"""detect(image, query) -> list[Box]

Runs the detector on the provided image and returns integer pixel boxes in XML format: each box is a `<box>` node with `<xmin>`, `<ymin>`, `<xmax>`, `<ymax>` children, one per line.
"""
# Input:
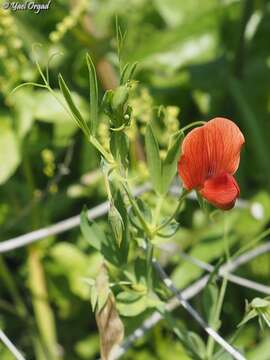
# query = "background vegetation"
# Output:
<box><xmin>0</xmin><ymin>0</ymin><xmax>270</xmax><ymax>359</ymax></box>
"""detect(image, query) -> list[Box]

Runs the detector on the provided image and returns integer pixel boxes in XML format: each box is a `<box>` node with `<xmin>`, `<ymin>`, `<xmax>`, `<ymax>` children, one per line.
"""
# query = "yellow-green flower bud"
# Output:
<box><xmin>111</xmin><ymin>85</ymin><xmax>129</xmax><ymax>113</ymax></box>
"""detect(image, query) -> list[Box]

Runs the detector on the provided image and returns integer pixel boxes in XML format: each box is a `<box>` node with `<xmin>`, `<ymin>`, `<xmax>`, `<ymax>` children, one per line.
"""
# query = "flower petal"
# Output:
<box><xmin>178</xmin><ymin>126</ymin><xmax>209</xmax><ymax>189</ymax></box>
<box><xmin>204</xmin><ymin>117</ymin><xmax>245</xmax><ymax>176</ymax></box>
<box><xmin>200</xmin><ymin>172</ymin><xmax>240</xmax><ymax>210</ymax></box>
<box><xmin>178</xmin><ymin>117</ymin><xmax>244</xmax><ymax>190</ymax></box>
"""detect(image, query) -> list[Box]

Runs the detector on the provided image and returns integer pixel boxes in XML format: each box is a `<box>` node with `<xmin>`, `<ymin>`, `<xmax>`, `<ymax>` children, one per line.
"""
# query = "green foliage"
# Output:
<box><xmin>238</xmin><ymin>297</ymin><xmax>270</xmax><ymax>329</ymax></box>
<box><xmin>1</xmin><ymin>1</ymin><xmax>270</xmax><ymax>359</ymax></box>
<box><xmin>58</xmin><ymin>74</ymin><xmax>90</xmax><ymax>137</ymax></box>
<box><xmin>145</xmin><ymin>123</ymin><xmax>163</xmax><ymax>194</ymax></box>
<box><xmin>161</xmin><ymin>131</ymin><xmax>183</xmax><ymax>194</ymax></box>
<box><xmin>0</xmin><ymin>118</ymin><xmax>20</xmax><ymax>184</ymax></box>
<box><xmin>86</xmin><ymin>54</ymin><xmax>99</xmax><ymax>135</ymax></box>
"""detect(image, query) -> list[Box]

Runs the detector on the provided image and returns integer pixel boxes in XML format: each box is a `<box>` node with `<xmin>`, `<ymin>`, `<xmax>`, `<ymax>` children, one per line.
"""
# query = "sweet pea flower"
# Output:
<box><xmin>178</xmin><ymin>117</ymin><xmax>245</xmax><ymax>210</ymax></box>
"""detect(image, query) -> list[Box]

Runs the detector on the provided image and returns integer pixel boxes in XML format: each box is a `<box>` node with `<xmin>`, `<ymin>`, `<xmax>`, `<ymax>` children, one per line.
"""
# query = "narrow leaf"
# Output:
<box><xmin>161</xmin><ymin>131</ymin><xmax>183</xmax><ymax>194</ymax></box>
<box><xmin>120</xmin><ymin>62</ymin><xmax>138</xmax><ymax>85</ymax></box>
<box><xmin>86</xmin><ymin>54</ymin><xmax>99</xmax><ymax>134</ymax></box>
<box><xmin>58</xmin><ymin>74</ymin><xmax>89</xmax><ymax>136</ymax></box>
<box><xmin>145</xmin><ymin>124</ymin><xmax>162</xmax><ymax>194</ymax></box>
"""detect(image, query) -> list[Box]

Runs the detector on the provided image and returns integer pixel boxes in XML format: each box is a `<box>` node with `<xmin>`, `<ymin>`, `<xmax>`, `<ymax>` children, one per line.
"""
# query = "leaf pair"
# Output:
<box><xmin>145</xmin><ymin>124</ymin><xmax>183</xmax><ymax>195</ymax></box>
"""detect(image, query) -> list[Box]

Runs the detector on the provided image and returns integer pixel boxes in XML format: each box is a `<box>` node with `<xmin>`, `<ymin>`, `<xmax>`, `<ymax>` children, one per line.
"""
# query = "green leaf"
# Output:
<box><xmin>238</xmin><ymin>309</ymin><xmax>258</xmax><ymax>328</ymax></box>
<box><xmin>86</xmin><ymin>54</ymin><xmax>99</xmax><ymax>135</ymax></box>
<box><xmin>58</xmin><ymin>74</ymin><xmax>90</xmax><ymax>136</ymax></box>
<box><xmin>129</xmin><ymin>198</ymin><xmax>152</xmax><ymax>231</ymax></box>
<box><xmin>145</xmin><ymin>123</ymin><xmax>162</xmax><ymax>194</ymax></box>
<box><xmin>155</xmin><ymin>222</ymin><xmax>180</xmax><ymax>239</ymax></box>
<box><xmin>158</xmin><ymin>306</ymin><xmax>202</xmax><ymax>360</ymax></box>
<box><xmin>114</xmin><ymin>190</ymin><xmax>130</xmax><ymax>262</ymax></box>
<box><xmin>116</xmin><ymin>292</ymin><xmax>148</xmax><ymax>317</ymax></box>
<box><xmin>161</xmin><ymin>131</ymin><xmax>183</xmax><ymax>194</ymax></box>
<box><xmin>34</xmin><ymin>90</ymin><xmax>87</xmax><ymax>125</ymax></box>
<box><xmin>12</xmin><ymin>88</ymin><xmax>35</xmax><ymax>138</ymax></box>
<box><xmin>120</xmin><ymin>62</ymin><xmax>138</xmax><ymax>85</ymax></box>
<box><xmin>187</xmin><ymin>332</ymin><xmax>206</xmax><ymax>358</ymax></box>
<box><xmin>0</xmin><ymin>118</ymin><xmax>20</xmax><ymax>184</ymax></box>
<box><xmin>80</xmin><ymin>207</ymin><xmax>128</xmax><ymax>266</ymax></box>
<box><xmin>49</xmin><ymin>242</ymin><xmax>102</xmax><ymax>300</ymax></box>
<box><xmin>203</xmin><ymin>280</ymin><xmax>219</xmax><ymax>324</ymax></box>
<box><xmin>80</xmin><ymin>209</ymin><xmax>105</xmax><ymax>251</ymax></box>
<box><xmin>251</xmin><ymin>298</ymin><xmax>270</xmax><ymax>309</ymax></box>
<box><xmin>110</xmin><ymin>132</ymin><xmax>129</xmax><ymax>167</ymax></box>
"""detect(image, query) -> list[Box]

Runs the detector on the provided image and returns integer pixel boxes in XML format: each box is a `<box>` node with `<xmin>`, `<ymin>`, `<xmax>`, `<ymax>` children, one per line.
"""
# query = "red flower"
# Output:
<box><xmin>178</xmin><ymin>117</ymin><xmax>245</xmax><ymax>210</ymax></box>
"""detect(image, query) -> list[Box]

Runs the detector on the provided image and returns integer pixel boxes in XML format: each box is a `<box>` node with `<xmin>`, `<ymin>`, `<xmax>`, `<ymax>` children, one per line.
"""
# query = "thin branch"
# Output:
<box><xmin>0</xmin><ymin>329</ymin><xmax>26</xmax><ymax>360</ymax></box>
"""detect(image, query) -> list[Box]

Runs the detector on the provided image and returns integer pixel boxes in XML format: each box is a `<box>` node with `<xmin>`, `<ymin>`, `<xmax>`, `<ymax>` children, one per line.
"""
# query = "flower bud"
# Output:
<box><xmin>111</xmin><ymin>85</ymin><xmax>129</xmax><ymax>113</ymax></box>
<box><xmin>108</xmin><ymin>204</ymin><xmax>124</xmax><ymax>247</ymax></box>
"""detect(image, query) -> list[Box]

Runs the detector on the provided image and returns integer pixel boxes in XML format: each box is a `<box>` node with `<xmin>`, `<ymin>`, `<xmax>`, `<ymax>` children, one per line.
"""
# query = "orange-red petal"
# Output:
<box><xmin>200</xmin><ymin>172</ymin><xmax>240</xmax><ymax>210</ymax></box>
<box><xmin>178</xmin><ymin>126</ymin><xmax>209</xmax><ymax>190</ymax></box>
<box><xmin>178</xmin><ymin>117</ymin><xmax>244</xmax><ymax>190</ymax></box>
<box><xmin>204</xmin><ymin>117</ymin><xmax>245</xmax><ymax>177</ymax></box>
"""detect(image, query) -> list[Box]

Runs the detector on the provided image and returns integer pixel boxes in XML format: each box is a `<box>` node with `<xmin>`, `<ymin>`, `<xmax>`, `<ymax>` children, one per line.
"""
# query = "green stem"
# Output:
<box><xmin>153</xmin><ymin>196</ymin><xmax>164</xmax><ymax>226</ymax></box>
<box><xmin>122</xmin><ymin>182</ymin><xmax>152</xmax><ymax>237</ymax></box>
<box><xmin>181</xmin><ymin>121</ymin><xmax>206</xmax><ymax>133</ymax></box>
<box><xmin>154</xmin><ymin>189</ymin><xmax>189</xmax><ymax>234</ymax></box>
<box><xmin>146</xmin><ymin>241</ymin><xmax>154</xmax><ymax>292</ymax></box>
<box><xmin>104</xmin><ymin>169</ymin><xmax>113</xmax><ymax>202</ymax></box>
<box><xmin>89</xmin><ymin>136</ymin><xmax>114</xmax><ymax>164</ymax></box>
<box><xmin>206</xmin><ymin>276</ymin><xmax>228</xmax><ymax>358</ymax></box>
<box><xmin>206</xmin><ymin>213</ymin><xmax>229</xmax><ymax>358</ymax></box>
<box><xmin>223</xmin><ymin>213</ymin><xmax>230</xmax><ymax>263</ymax></box>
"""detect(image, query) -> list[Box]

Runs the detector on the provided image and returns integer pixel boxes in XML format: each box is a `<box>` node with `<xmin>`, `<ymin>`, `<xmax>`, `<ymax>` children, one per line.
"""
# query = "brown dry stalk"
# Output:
<box><xmin>96</xmin><ymin>294</ymin><xmax>124</xmax><ymax>360</ymax></box>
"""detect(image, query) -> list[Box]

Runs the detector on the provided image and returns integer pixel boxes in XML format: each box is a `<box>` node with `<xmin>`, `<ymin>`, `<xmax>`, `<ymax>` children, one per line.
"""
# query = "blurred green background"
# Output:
<box><xmin>0</xmin><ymin>0</ymin><xmax>270</xmax><ymax>359</ymax></box>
